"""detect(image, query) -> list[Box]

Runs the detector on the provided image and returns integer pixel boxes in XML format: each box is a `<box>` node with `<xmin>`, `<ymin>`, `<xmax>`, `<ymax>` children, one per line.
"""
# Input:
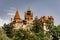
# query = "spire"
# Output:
<box><xmin>14</xmin><ymin>10</ymin><xmax>20</xmax><ymax>20</ymax></box>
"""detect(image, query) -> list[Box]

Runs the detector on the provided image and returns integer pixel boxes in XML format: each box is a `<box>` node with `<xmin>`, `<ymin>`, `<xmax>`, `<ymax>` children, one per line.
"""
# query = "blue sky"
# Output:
<box><xmin>0</xmin><ymin>0</ymin><xmax>60</xmax><ymax>26</ymax></box>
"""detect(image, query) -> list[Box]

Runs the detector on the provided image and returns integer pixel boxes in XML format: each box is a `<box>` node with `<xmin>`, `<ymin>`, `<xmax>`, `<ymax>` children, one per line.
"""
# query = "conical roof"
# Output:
<box><xmin>14</xmin><ymin>10</ymin><xmax>20</xmax><ymax>19</ymax></box>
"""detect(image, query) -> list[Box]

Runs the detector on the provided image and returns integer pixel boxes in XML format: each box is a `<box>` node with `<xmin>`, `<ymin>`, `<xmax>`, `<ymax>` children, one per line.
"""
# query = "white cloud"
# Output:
<box><xmin>4</xmin><ymin>9</ymin><xmax>15</xmax><ymax>13</ymax></box>
<box><xmin>0</xmin><ymin>7</ymin><xmax>16</xmax><ymax>27</ymax></box>
<box><xmin>7</xmin><ymin>12</ymin><xmax>15</xmax><ymax>16</ymax></box>
<box><xmin>0</xmin><ymin>18</ymin><xmax>9</xmax><ymax>27</ymax></box>
<box><xmin>7</xmin><ymin>10</ymin><xmax>16</xmax><ymax>16</ymax></box>
<box><xmin>4</xmin><ymin>7</ymin><xmax>16</xmax><ymax>16</ymax></box>
<box><xmin>10</xmin><ymin>7</ymin><xmax>16</xmax><ymax>10</ymax></box>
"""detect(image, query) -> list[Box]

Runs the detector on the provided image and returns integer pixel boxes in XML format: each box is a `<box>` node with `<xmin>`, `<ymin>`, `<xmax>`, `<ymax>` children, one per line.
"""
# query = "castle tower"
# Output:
<box><xmin>24</xmin><ymin>8</ymin><xmax>33</xmax><ymax>21</ymax></box>
<box><xmin>48</xmin><ymin>16</ymin><xmax>54</xmax><ymax>27</ymax></box>
<box><xmin>24</xmin><ymin>8</ymin><xmax>33</xmax><ymax>24</ymax></box>
<box><xmin>14</xmin><ymin>10</ymin><xmax>22</xmax><ymax>23</ymax></box>
<box><xmin>14</xmin><ymin>10</ymin><xmax>20</xmax><ymax>20</ymax></box>
<box><xmin>39</xmin><ymin>16</ymin><xmax>49</xmax><ymax>32</ymax></box>
<box><xmin>41</xmin><ymin>16</ymin><xmax>48</xmax><ymax>23</ymax></box>
<box><xmin>12</xmin><ymin>10</ymin><xmax>23</xmax><ymax>29</ymax></box>
<box><xmin>48</xmin><ymin>16</ymin><xmax>54</xmax><ymax>22</ymax></box>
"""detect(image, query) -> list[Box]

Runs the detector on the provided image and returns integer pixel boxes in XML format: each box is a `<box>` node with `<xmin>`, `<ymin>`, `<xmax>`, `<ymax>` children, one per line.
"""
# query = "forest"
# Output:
<box><xmin>0</xmin><ymin>20</ymin><xmax>60</xmax><ymax>40</ymax></box>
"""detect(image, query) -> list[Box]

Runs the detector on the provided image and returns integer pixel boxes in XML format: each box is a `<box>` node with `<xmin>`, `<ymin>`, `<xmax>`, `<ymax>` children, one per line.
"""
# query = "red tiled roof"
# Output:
<box><xmin>14</xmin><ymin>10</ymin><xmax>20</xmax><ymax>19</ymax></box>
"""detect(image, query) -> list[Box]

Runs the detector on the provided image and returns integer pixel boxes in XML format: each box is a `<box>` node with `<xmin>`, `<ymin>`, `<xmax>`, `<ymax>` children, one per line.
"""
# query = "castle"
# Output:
<box><xmin>10</xmin><ymin>8</ymin><xmax>54</xmax><ymax>31</ymax></box>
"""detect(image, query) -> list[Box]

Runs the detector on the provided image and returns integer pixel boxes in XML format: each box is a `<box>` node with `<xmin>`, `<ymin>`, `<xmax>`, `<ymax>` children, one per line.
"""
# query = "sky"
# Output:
<box><xmin>0</xmin><ymin>0</ymin><xmax>60</xmax><ymax>26</ymax></box>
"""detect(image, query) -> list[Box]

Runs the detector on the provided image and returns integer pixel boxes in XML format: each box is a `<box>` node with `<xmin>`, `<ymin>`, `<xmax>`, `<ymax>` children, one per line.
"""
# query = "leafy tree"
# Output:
<box><xmin>52</xmin><ymin>25</ymin><xmax>60</xmax><ymax>40</ymax></box>
<box><xmin>31</xmin><ymin>16</ymin><xmax>42</xmax><ymax>33</ymax></box>
<box><xmin>0</xmin><ymin>28</ymin><xmax>12</xmax><ymax>40</ymax></box>
<box><xmin>1</xmin><ymin>19</ymin><xmax>60</xmax><ymax>40</ymax></box>
<box><xmin>57</xmin><ymin>25</ymin><xmax>60</xmax><ymax>37</ymax></box>
<box><xmin>13</xmin><ymin>29</ymin><xmax>34</xmax><ymax>40</ymax></box>
<box><xmin>46</xmin><ymin>20</ymin><xmax>54</xmax><ymax>31</ymax></box>
<box><xmin>32</xmin><ymin>23</ymin><xmax>40</xmax><ymax>33</ymax></box>
<box><xmin>2</xmin><ymin>23</ymin><xmax>14</xmax><ymax>38</ymax></box>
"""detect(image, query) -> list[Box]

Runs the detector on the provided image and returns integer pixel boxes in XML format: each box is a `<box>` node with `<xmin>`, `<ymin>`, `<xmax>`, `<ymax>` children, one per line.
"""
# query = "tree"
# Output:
<box><xmin>31</xmin><ymin>16</ymin><xmax>43</xmax><ymax>33</ymax></box>
<box><xmin>0</xmin><ymin>28</ymin><xmax>12</xmax><ymax>40</ymax></box>
<box><xmin>2</xmin><ymin>23</ymin><xmax>14</xmax><ymax>38</ymax></box>
<box><xmin>46</xmin><ymin>20</ymin><xmax>54</xmax><ymax>31</ymax></box>
<box><xmin>13</xmin><ymin>29</ymin><xmax>36</xmax><ymax>40</ymax></box>
<box><xmin>32</xmin><ymin>23</ymin><xmax>40</xmax><ymax>33</ymax></box>
<box><xmin>50</xmin><ymin>25</ymin><xmax>60</xmax><ymax>40</ymax></box>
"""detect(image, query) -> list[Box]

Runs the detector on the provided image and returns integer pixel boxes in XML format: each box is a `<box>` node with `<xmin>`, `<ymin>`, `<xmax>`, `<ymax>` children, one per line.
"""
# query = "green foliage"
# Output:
<box><xmin>46</xmin><ymin>20</ymin><xmax>54</xmax><ymax>30</ymax></box>
<box><xmin>13</xmin><ymin>29</ymin><xmax>35</xmax><ymax>40</ymax></box>
<box><xmin>51</xmin><ymin>25</ymin><xmax>60</xmax><ymax>37</ymax></box>
<box><xmin>0</xmin><ymin>28</ymin><xmax>12</xmax><ymax>40</ymax></box>
<box><xmin>57</xmin><ymin>25</ymin><xmax>60</xmax><ymax>37</ymax></box>
<box><xmin>13</xmin><ymin>29</ymin><xmax>49</xmax><ymax>40</ymax></box>
<box><xmin>31</xmin><ymin>20</ymin><xmax>43</xmax><ymax>33</ymax></box>
<box><xmin>2</xmin><ymin>23</ymin><xmax>14</xmax><ymax>38</ymax></box>
<box><xmin>0</xmin><ymin>21</ymin><xmax>60</xmax><ymax>40</ymax></box>
<box><xmin>31</xmin><ymin>24</ymin><xmax>40</xmax><ymax>33</ymax></box>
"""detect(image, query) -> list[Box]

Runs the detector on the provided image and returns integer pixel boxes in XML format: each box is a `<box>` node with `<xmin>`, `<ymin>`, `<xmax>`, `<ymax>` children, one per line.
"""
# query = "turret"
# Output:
<box><xmin>14</xmin><ymin>10</ymin><xmax>20</xmax><ymax>20</ymax></box>
<box><xmin>14</xmin><ymin>10</ymin><xmax>22</xmax><ymax>23</ymax></box>
<box><xmin>41</xmin><ymin>16</ymin><xmax>48</xmax><ymax>23</ymax></box>
<box><xmin>24</xmin><ymin>8</ymin><xmax>33</xmax><ymax>21</ymax></box>
<box><xmin>48</xmin><ymin>16</ymin><xmax>54</xmax><ymax>23</ymax></box>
